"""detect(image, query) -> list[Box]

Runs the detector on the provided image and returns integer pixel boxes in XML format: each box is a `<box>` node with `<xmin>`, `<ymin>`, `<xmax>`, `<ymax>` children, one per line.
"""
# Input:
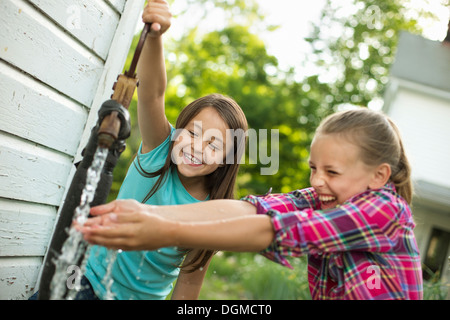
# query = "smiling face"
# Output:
<box><xmin>309</xmin><ymin>133</ymin><xmax>381</xmax><ymax>210</ymax></box>
<box><xmin>172</xmin><ymin>106</ymin><xmax>231</xmax><ymax>180</ymax></box>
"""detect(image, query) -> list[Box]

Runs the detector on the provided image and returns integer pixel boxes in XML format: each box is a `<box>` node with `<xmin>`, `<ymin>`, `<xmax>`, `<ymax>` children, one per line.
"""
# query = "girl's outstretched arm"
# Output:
<box><xmin>80</xmin><ymin>200</ymin><xmax>274</xmax><ymax>252</ymax></box>
<box><xmin>89</xmin><ymin>198</ymin><xmax>258</xmax><ymax>221</ymax></box>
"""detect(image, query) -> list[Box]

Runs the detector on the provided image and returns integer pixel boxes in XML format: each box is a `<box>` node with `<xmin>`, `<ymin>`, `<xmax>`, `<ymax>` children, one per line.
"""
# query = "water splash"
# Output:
<box><xmin>102</xmin><ymin>249</ymin><xmax>120</xmax><ymax>300</ymax></box>
<box><xmin>50</xmin><ymin>147</ymin><xmax>108</xmax><ymax>300</ymax></box>
<box><xmin>66</xmin><ymin>245</ymin><xmax>92</xmax><ymax>300</ymax></box>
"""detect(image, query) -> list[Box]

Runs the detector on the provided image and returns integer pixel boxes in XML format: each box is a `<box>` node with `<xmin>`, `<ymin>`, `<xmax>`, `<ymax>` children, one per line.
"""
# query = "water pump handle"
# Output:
<box><xmin>109</xmin><ymin>24</ymin><xmax>151</xmax><ymax>110</ymax></box>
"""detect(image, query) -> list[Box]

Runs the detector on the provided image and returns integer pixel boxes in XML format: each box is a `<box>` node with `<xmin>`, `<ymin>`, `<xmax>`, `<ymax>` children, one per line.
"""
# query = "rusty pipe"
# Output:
<box><xmin>96</xmin><ymin>100</ymin><xmax>131</xmax><ymax>150</ymax></box>
<box><xmin>98</xmin><ymin>111</ymin><xmax>121</xmax><ymax>149</ymax></box>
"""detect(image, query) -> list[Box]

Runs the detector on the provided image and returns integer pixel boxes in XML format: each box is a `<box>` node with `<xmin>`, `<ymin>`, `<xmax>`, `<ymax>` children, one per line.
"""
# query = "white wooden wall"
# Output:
<box><xmin>386</xmin><ymin>79</ymin><xmax>450</xmax><ymax>189</ymax></box>
<box><xmin>0</xmin><ymin>0</ymin><xmax>145</xmax><ymax>299</ymax></box>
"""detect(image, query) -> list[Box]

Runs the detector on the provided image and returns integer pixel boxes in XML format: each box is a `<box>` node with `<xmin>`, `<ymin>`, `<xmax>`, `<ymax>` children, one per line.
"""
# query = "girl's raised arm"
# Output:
<box><xmin>136</xmin><ymin>0</ymin><xmax>172</xmax><ymax>153</ymax></box>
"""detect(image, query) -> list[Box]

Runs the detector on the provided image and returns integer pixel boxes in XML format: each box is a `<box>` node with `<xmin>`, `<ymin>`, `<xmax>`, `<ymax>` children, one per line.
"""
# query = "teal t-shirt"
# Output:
<box><xmin>84</xmin><ymin>127</ymin><xmax>206</xmax><ymax>300</ymax></box>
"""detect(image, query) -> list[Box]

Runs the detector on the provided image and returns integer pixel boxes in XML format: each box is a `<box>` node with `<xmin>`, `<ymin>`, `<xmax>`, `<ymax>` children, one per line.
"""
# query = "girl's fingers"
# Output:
<box><xmin>82</xmin><ymin>224</ymin><xmax>127</xmax><ymax>239</ymax></box>
<box><xmin>110</xmin><ymin>212</ymin><xmax>143</xmax><ymax>224</ymax></box>
<box><xmin>148</xmin><ymin>0</ymin><xmax>169</xmax><ymax>5</ymax></box>
<box><xmin>142</xmin><ymin>13</ymin><xmax>171</xmax><ymax>27</ymax></box>
<box><xmin>80</xmin><ymin>215</ymin><xmax>104</xmax><ymax>227</ymax></box>
<box><xmin>81</xmin><ymin>212</ymin><xmax>168</xmax><ymax>251</ymax></box>
<box><xmin>90</xmin><ymin>201</ymin><xmax>116</xmax><ymax>216</ymax></box>
<box><xmin>142</xmin><ymin>1</ymin><xmax>171</xmax><ymax>28</ymax></box>
<box><xmin>82</xmin><ymin>225</ymin><xmax>145</xmax><ymax>250</ymax></box>
<box><xmin>90</xmin><ymin>199</ymin><xmax>142</xmax><ymax>216</ymax></box>
<box><xmin>84</xmin><ymin>233</ymin><xmax>128</xmax><ymax>250</ymax></box>
<box><xmin>151</xmin><ymin>23</ymin><xmax>161</xmax><ymax>32</ymax></box>
<box><xmin>81</xmin><ymin>213</ymin><xmax>142</xmax><ymax>235</ymax></box>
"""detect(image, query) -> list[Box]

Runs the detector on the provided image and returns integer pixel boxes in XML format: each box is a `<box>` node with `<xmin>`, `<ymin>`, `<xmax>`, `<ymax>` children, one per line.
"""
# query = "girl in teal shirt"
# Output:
<box><xmin>83</xmin><ymin>0</ymin><xmax>247</xmax><ymax>300</ymax></box>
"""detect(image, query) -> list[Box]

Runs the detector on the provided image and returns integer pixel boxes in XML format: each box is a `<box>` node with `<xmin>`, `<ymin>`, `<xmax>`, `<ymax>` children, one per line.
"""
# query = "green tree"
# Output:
<box><xmin>164</xmin><ymin>25</ymin><xmax>316</xmax><ymax>196</ymax></box>
<box><xmin>109</xmin><ymin>1</ymin><xmax>316</xmax><ymax>199</ymax></box>
<box><xmin>305</xmin><ymin>0</ymin><xmax>429</xmax><ymax>111</ymax></box>
<box><xmin>109</xmin><ymin>0</ymin><xmax>438</xmax><ymax>201</ymax></box>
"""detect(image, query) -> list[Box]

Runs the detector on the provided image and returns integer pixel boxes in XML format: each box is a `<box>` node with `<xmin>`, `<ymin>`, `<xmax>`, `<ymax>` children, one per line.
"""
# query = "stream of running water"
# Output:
<box><xmin>49</xmin><ymin>146</ymin><xmax>110</xmax><ymax>300</ymax></box>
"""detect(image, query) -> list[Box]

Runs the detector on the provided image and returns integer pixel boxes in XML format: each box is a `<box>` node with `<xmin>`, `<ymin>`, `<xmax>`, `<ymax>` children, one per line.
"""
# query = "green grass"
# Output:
<box><xmin>196</xmin><ymin>252</ymin><xmax>448</xmax><ymax>300</ymax></box>
<box><xmin>198</xmin><ymin>252</ymin><xmax>310</xmax><ymax>300</ymax></box>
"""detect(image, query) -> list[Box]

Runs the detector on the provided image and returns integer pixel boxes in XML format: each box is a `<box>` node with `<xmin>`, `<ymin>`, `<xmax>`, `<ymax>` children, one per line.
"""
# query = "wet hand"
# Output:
<box><xmin>79</xmin><ymin>200</ymin><xmax>172</xmax><ymax>251</ymax></box>
<box><xmin>89</xmin><ymin>199</ymin><xmax>145</xmax><ymax>216</ymax></box>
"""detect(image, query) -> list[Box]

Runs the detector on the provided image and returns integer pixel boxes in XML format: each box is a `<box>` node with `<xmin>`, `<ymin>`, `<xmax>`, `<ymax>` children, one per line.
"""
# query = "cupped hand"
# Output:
<box><xmin>77</xmin><ymin>199</ymin><xmax>172</xmax><ymax>251</ymax></box>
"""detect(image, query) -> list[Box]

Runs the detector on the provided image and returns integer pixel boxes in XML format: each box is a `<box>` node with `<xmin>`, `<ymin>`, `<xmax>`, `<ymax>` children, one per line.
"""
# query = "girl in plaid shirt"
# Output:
<box><xmin>81</xmin><ymin>108</ymin><xmax>423</xmax><ymax>300</ymax></box>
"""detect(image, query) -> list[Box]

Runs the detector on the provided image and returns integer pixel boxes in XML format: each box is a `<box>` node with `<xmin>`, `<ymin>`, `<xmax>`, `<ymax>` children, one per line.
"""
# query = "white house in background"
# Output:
<box><xmin>383</xmin><ymin>31</ymin><xmax>450</xmax><ymax>288</ymax></box>
<box><xmin>0</xmin><ymin>0</ymin><xmax>145</xmax><ymax>299</ymax></box>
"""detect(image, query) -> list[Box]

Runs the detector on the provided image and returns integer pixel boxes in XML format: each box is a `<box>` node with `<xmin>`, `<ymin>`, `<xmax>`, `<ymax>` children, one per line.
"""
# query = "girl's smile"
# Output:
<box><xmin>182</xmin><ymin>152</ymin><xmax>203</xmax><ymax>166</ymax></box>
<box><xmin>317</xmin><ymin>194</ymin><xmax>338</xmax><ymax>210</ymax></box>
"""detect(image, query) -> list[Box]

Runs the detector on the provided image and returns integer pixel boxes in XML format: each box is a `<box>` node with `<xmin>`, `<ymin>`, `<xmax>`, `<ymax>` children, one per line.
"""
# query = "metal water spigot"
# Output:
<box><xmin>97</xmin><ymin>100</ymin><xmax>131</xmax><ymax>151</ymax></box>
<box><xmin>98</xmin><ymin>112</ymin><xmax>121</xmax><ymax>149</ymax></box>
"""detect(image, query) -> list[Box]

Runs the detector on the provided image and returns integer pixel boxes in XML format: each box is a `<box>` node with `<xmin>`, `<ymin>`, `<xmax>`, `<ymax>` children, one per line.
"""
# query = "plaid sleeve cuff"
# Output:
<box><xmin>259</xmin><ymin>210</ymin><xmax>294</xmax><ymax>269</ymax></box>
<box><xmin>241</xmin><ymin>191</ymin><xmax>303</xmax><ymax>268</ymax></box>
<box><xmin>240</xmin><ymin>189</ymin><xmax>273</xmax><ymax>215</ymax></box>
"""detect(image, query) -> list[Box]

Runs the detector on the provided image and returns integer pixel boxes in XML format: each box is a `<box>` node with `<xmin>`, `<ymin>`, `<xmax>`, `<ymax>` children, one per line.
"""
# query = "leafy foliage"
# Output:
<box><xmin>305</xmin><ymin>0</ymin><xmax>427</xmax><ymax>111</ymax></box>
<box><xmin>198</xmin><ymin>252</ymin><xmax>310</xmax><ymax>300</ymax></box>
<box><xmin>110</xmin><ymin>0</ymin><xmax>434</xmax><ymax>201</ymax></box>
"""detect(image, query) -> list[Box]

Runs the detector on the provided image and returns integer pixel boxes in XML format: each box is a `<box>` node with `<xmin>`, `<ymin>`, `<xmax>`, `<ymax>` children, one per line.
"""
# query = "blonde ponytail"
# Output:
<box><xmin>386</xmin><ymin>118</ymin><xmax>413</xmax><ymax>204</ymax></box>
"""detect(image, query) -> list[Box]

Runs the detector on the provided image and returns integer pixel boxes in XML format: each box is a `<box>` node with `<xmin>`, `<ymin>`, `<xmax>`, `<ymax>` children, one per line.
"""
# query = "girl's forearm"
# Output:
<box><xmin>153</xmin><ymin>199</ymin><xmax>258</xmax><ymax>222</ymax></box>
<box><xmin>168</xmin><ymin>214</ymin><xmax>274</xmax><ymax>252</ymax></box>
<box><xmin>137</xmin><ymin>36</ymin><xmax>166</xmax><ymax>101</ymax></box>
<box><xmin>151</xmin><ymin>200</ymin><xmax>272</xmax><ymax>251</ymax></box>
<box><xmin>136</xmin><ymin>35</ymin><xmax>170</xmax><ymax>151</ymax></box>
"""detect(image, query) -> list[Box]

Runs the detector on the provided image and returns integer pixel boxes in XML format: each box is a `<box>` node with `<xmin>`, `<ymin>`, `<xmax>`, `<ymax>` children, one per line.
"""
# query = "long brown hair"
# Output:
<box><xmin>315</xmin><ymin>108</ymin><xmax>413</xmax><ymax>204</ymax></box>
<box><xmin>135</xmin><ymin>93</ymin><xmax>248</xmax><ymax>270</ymax></box>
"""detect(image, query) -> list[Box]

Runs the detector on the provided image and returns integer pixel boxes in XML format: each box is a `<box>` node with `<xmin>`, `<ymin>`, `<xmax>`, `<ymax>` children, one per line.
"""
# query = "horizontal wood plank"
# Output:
<box><xmin>27</xmin><ymin>0</ymin><xmax>120</xmax><ymax>60</ymax></box>
<box><xmin>0</xmin><ymin>0</ymin><xmax>105</xmax><ymax>107</ymax></box>
<box><xmin>0</xmin><ymin>60</ymin><xmax>88</xmax><ymax>156</ymax></box>
<box><xmin>0</xmin><ymin>198</ymin><xmax>56</xmax><ymax>257</ymax></box>
<box><xmin>0</xmin><ymin>257</ymin><xmax>42</xmax><ymax>299</ymax></box>
<box><xmin>0</xmin><ymin>132</ymin><xmax>73</xmax><ymax>206</ymax></box>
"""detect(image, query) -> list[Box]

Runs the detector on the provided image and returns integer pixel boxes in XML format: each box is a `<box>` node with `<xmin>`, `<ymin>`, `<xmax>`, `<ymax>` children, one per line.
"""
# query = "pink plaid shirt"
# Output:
<box><xmin>242</xmin><ymin>183</ymin><xmax>423</xmax><ymax>300</ymax></box>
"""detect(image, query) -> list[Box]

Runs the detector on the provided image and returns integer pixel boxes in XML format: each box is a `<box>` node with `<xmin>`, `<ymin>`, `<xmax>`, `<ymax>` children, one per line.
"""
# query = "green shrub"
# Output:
<box><xmin>199</xmin><ymin>252</ymin><xmax>310</xmax><ymax>300</ymax></box>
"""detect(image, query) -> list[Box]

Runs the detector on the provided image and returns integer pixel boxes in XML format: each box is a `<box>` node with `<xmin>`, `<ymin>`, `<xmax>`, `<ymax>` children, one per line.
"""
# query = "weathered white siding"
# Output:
<box><xmin>386</xmin><ymin>79</ymin><xmax>450</xmax><ymax>189</ymax></box>
<box><xmin>0</xmin><ymin>0</ymin><xmax>145</xmax><ymax>299</ymax></box>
